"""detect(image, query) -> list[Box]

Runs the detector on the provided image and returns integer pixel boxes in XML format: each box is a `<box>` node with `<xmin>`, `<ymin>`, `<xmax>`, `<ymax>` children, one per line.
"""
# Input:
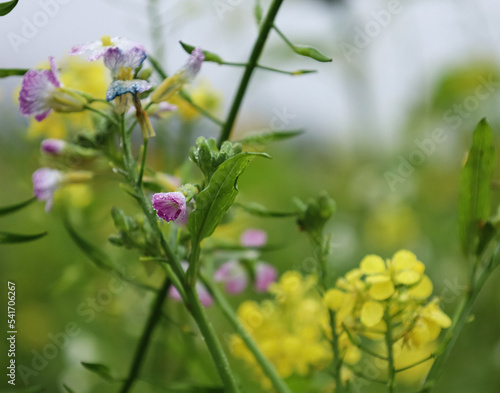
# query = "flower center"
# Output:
<box><xmin>101</xmin><ymin>35</ymin><xmax>113</xmax><ymax>47</ymax></box>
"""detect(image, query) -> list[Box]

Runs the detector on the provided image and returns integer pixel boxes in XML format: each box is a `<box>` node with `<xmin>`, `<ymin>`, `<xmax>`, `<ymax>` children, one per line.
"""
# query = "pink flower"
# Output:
<box><xmin>152</xmin><ymin>192</ymin><xmax>186</xmax><ymax>222</ymax></box>
<box><xmin>240</xmin><ymin>229</ymin><xmax>267</xmax><ymax>247</ymax></box>
<box><xmin>168</xmin><ymin>262</ymin><xmax>213</xmax><ymax>307</ymax></box>
<box><xmin>214</xmin><ymin>261</ymin><xmax>248</xmax><ymax>294</ymax></box>
<box><xmin>184</xmin><ymin>47</ymin><xmax>205</xmax><ymax>80</ymax></box>
<box><xmin>69</xmin><ymin>35</ymin><xmax>145</xmax><ymax>62</ymax></box>
<box><xmin>214</xmin><ymin>261</ymin><xmax>277</xmax><ymax>294</ymax></box>
<box><xmin>32</xmin><ymin>168</ymin><xmax>64</xmax><ymax>211</ymax></box>
<box><xmin>41</xmin><ymin>139</ymin><xmax>66</xmax><ymax>155</ymax></box>
<box><xmin>19</xmin><ymin>57</ymin><xmax>61</xmax><ymax>121</ymax></box>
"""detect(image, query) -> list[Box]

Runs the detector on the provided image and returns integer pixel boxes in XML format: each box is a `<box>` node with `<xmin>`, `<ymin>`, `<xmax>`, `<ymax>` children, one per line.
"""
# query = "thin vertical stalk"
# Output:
<box><xmin>384</xmin><ymin>306</ymin><xmax>395</xmax><ymax>393</ymax></box>
<box><xmin>218</xmin><ymin>0</ymin><xmax>284</xmax><ymax>147</ymax></box>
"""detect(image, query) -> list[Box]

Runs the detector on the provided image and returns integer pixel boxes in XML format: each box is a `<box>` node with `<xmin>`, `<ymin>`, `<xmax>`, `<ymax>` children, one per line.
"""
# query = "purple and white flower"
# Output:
<box><xmin>240</xmin><ymin>229</ymin><xmax>268</xmax><ymax>248</ymax></box>
<box><xmin>69</xmin><ymin>35</ymin><xmax>145</xmax><ymax>62</ymax></box>
<box><xmin>19</xmin><ymin>57</ymin><xmax>61</xmax><ymax>121</ymax></box>
<box><xmin>103</xmin><ymin>47</ymin><xmax>147</xmax><ymax>77</ymax></box>
<box><xmin>169</xmin><ymin>262</ymin><xmax>213</xmax><ymax>307</ymax></box>
<box><xmin>152</xmin><ymin>192</ymin><xmax>186</xmax><ymax>223</ymax></box>
<box><xmin>32</xmin><ymin>168</ymin><xmax>64</xmax><ymax>211</ymax></box>
<box><xmin>214</xmin><ymin>261</ymin><xmax>277</xmax><ymax>294</ymax></box>
<box><xmin>19</xmin><ymin>57</ymin><xmax>87</xmax><ymax>121</ymax></box>
<box><xmin>150</xmin><ymin>48</ymin><xmax>205</xmax><ymax>103</ymax></box>
<box><xmin>41</xmin><ymin>139</ymin><xmax>66</xmax><ymax>155</ymax></box>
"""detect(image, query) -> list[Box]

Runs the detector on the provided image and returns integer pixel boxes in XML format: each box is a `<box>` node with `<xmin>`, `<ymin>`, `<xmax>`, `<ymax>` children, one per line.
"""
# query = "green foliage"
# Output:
<box><xmin>0</xmin><ymin>196</ymin><xmax>36</xmax><ymax>216</ymax></box>
<box><xmin>81</xmin><ymin>362</ymin><xmax>115</xmax><ymax>382</ymax></box>
<box><xmin>180</xmin><ymin>41</ymin><xmax>224</xmax><ymax>65</ymax></box>
<box><xmin>62</xmin><ymin>385</ymin><xmax>76</xmax><ymax>393</ymax></box>
<box><xmin>0</xmin><ymin>0</ymin><xmax>18</xmax><ymax>16</ymax></box>
<box><xmin>188</xmin><ymin>152</ymin><xmax>270</xmax><ymax>243</ymax></box>
<box><xmin>109</xmin><ymin>207</ymin><xmax>157</xmax><ymax>254</ymax></box>
<box><xmin>458</xmin><ymin>118</ymin><xmax>496</xmax><ymax>256</ymax></box>
<box><xmin>237</xmin><ymin>130</ymin><xmax>303</xmax><ymax>146</ymax></box>
<box><xmin>189</xmin><ymin>137</ymin><xmax>244</xmax><ymax>181</ymax></box>
<box><xmin>291</xmin><ymin>45</ymin><xmax>332</xmax><ymax>62</ymax></box>
<box><xmin>295</xmin><ymin>191</ymin><xmax>336</xmax><ymax>239</ymax></box>
<box><xmin>235</xmin><ymin>201</ymin><xmax>298</xmax><ymax>218</ymax></box>
<box><xmin>0</xmin><ymin>68</ymin><xmax>28</xmax><ymax>77</ymax></box>
<box><xmin>0</xmin><ymin>231</ymin><xmax>47</xmax><ymax>244</ymax></box>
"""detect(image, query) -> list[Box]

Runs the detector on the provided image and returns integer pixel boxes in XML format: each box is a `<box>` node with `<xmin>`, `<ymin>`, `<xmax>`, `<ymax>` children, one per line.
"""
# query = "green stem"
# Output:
<box><xmin>395</xmin><ymin>355</ymin><xmax>434</xmax><ymax>373</ymax></box>
<box><xmin>178</xmin><ymin>90</ymin><xmax>225</xmax><ymax>127</ymax></box>
<box><xmin>222</xmin><ymin>62</ymin><xmax>316</xmax><ymax>76</ymax></box>
<box><xmin>137</xmin><ymin>138</ymin><xmax>148</xmax><ymax>188</ymax></box>
<box><xmin>119</xmin><ymin>276</ymin><xmax>171</xmax><ymax>393</ymax></box>
<box><xmin>84</xmin><ymin>104</ymin><xmax>119</xmax><ymax>127</ymax></box>
<box><xmin>119</xmin><ymin>116</ymin><xmax>240</xmax><ymax>393</ymax></box>
<box><xmin>201</xmin><ymin>275</ymin><xmax>292</xmax><ymax>393</ymax></box>
<box><xmin>384</xmin><ymin>306</ymin><xmax>395</xmax><ymax>393</ymax></box>
<box><xmin>272</xmin><ymin>25</ymin><xmax>295</xmax><ymax>49</ymax></box>
<box><xmin>218</xmin><ymin>0</ymin><xmax>284</xmax><ymax>147</ymax></box>
<box><xmin>419</xmin><ymin>262</ymin><xmax>494</xmax><ymax>393</ymax></box>
<box><xmin>329</xmin><ymin>311</ymin><xmax>344</xmax><ymax>393</ymax></box>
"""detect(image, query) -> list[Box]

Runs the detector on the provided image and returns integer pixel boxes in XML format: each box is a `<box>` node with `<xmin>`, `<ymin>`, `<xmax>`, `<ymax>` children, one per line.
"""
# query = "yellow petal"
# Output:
<box><xmin>361</xmin><ymin>301</ymin><xmax>384</xmax><ymax>327</ymax></box>
<box><xmin>345</xmin><ymin>268</ymin><xmax>363</xmax><ymax>282</ymax></box>
<box><xmin>324</xmin><ymin>289</ymin><xmax>345</xmax><ymax>311</ymax></box>
<box><xmin>369</xmin><ymin>280</ymin><xmax>395</xmax><ymax>300</ymax></box>
<box><xmin>425</xmin><ymin>304</ymin><xmax>452</xmax><ymax>328</ymax></box>
<box><xmin>360</xmin><ymin>255</ymin><xmax>386</xmax><ymax>274</ymax></box>
<box><xmin>392</xmin><ymin>250</ymin><xmax>417</xmax><ymax>271</ymax></box>
<box><xmin>366</xmin><ymin>274</ymin><xmax>391</xmax><ymax>284</ymax></box>
<box><xmin>396</xmin><ymin>270</ymin><xmax>421</xmax><ymax>285</ymax></box>
<box><xmin>409</xmin><ymin>275</ymin><xmax>433</xmax><ymax>299</ymax></box>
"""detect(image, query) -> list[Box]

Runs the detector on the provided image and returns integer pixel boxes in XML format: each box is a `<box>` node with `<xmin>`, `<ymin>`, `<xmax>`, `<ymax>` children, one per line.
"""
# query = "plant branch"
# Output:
<box><xmin>218</xmin><ymin>0</ymin><xmax>284</xmax><ymax>147</ymax></box>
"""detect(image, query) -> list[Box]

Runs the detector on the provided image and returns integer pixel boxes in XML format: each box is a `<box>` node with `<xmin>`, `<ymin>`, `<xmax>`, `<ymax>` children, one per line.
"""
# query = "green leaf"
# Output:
<box><xmin>477</xmin><ymin>221</ymin><xmax>496</xmax><ymax>256</ymax></box>
<box><xmin>237</xmin><ymin>130</ymin><xmax>303</xmax><ymax>146</ymax></box>
<box><xmin>0</xmin><ymin>231</ymin><xmax>47</xmax><ymax>244</ymax></box>
<box><xmin>458</xmin><ymin>118</ymin><xmax>496</xmax><ymax>256</ymax></box>
<box><xmin>292</xmin><ymin>45</ymin><xmax>332</xmax><ymax>62</ymax></box>
<box><xmin>0</xmin><ymin>68</ymin><xmax>29</xmax><ymax>77</ymax></box>
<box><xmin>81</xmin><ymin>362</ymin><xmax>115</xmax><ymax>382</ymax></box>
<box><xmin>179</xmin><ymin>41</ymin><xmax>224</xmax><ymax>65</ymax></box>
<box><xmin>188</xmin><ymin>152</ymin><xmax>270</xmax><ymax>242</ymax></box>
<box><xmin>63</xmin><ymin>385</ymin><xmax>76</xmax><ymax>393</ymax></box>
<box><xmin>64</xmin><ymin>218</ymin><xmax>112</xmax><ymax>269</ymax></box>
<box><xmin>0</xmin><ymin>197</ymin><xmax>36</xmax><ymax>216</ymax></box>
<box><xmin>0</xmin><ymin>0</ymin><xmax>18</xmax><ymax>16</ymax></box>
<box><xmin>235</xmin><ymin>202</ymin><xmax>298</xmax><ymax>218</ymax></box>
<box><xmin>254</xmin><ymin>0</ymin><xmax>263</xmax><ymax>24</ymax></box>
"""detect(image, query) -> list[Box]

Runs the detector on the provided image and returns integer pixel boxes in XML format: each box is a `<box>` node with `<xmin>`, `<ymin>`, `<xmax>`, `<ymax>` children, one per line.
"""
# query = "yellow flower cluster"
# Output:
<box><xmin>230</xmin><ymin>272</ymin><xmax>332</xmax><ymax>388</ymax></box>
<box><xmin>232</xmin><ymin>251</ymin><xmax>451</xmax><ymax>388</ymax></box>
<box><xmin>324</xmin><ymin>250</ymin><xmax>451</xmax><ymax>348</ymax></box>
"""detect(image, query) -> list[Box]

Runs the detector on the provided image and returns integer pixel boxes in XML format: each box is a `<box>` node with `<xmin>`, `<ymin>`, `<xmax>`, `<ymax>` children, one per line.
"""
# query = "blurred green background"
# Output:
<box><xmin>1</xmin><ymin>0</ymin><xmax>500</xmax><ymax>392</ymax></box>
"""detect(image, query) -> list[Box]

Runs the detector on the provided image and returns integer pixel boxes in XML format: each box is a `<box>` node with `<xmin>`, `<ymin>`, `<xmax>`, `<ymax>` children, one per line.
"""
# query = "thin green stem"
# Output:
<box><xmin>395</xmin><ymin>355</ymin><xmax>434</xmax><ymax>373</ymax></box>
<box><xmin>384</xmin><ymin>306</ymin><xmax>395</xmax><ymax>393</ymax></box>
<box><xmin>218</xmin><ymin>0</ymin><xmax>284</xmax><ymax>147</ymax></box>
<box><xmin>137</xmin><ymin>138</ymin><xmax>148</xmax><ymax>188</ymax></box>
<box><xmin>343</xmin><ymin>325</ymin><xmax>388</xmax><ymax>361</ymax></box>
<box><xmin>178</xmin><ymin>90</ymin><xmax>225</xmax><ymax>126</ymax></box>
<box><xmin>201</xmin><ymin>275</ymin><xmax>292</xmax><ymax>393</ymax></box>
<box><xmin>119</xmin><ymin>115</ymin><xmax>240</xmax><ymax>393</ymax></box>
<box><xmin>222</xmin><ymin>62</ymin><xmax>316</xmax><ymax>76</ymax></box>
<box><xmin>329</xmin><ymin>311</ymin><xmax>344</xmax><ymax>393</ymax></box>
<box><xmin>119</xmin><ymin>276</ymin><xmax>171</xmax><ymax>393</ymax></box>
<box><xmin>84</xmin><ymin>104</ymin><xmax>119</xmax><ymax>127</ymax></box>
<box><xmin>272</xmin><ymin>24</ymin><xmax>294</xmax><ymax>49</ymax></box>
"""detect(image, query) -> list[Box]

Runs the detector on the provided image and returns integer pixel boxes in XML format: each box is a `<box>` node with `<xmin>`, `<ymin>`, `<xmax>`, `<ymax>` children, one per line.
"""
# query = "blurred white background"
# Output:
<box><xmin>1</xmin><ymin>0</ymin><xmax>500</xmax><ymax>143</ymax></box>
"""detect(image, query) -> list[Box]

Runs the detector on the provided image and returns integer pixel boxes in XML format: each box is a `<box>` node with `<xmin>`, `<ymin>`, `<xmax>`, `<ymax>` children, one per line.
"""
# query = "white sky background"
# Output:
<box><xmin>1</xmin><ymin>0</ymin><xmax>500</xmax><ymax>146</ymax></box>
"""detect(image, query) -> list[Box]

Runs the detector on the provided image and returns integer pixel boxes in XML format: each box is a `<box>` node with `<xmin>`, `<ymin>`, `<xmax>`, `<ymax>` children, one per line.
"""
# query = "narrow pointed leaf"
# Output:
<box><xmin>237</xmin><ymin>130</ymin><xmax>303</xmax><ymax>146</ymax></box>
<box><xmin>81</xmin><ymin>362</ymin><xmax>115</xmax><ymax>382</ymax></box>
<box><xmin>254</xmin><ymin>0</ymin><xmax>263</xmax><ymax>24</ymax></box>
<box><xmin>292</xmin><ymin>45</ymin><xmax>332</xmax><ymax>62</ymax></box>
<box><xmin>179</xmin><ymin>41</ymin><xmax>224</xmax><ymax>65</ymax></box>
<box><xmin>0</xmin><ymin>197</ymin><xmax>36</xmax><ymax>216</ymax></box>
<box><xmin>0</xmin><ymin>68</ymin><xmax>29</xmax><ymax>77</ymax></box>
<box><xmin>63</xmin><ymin>385</ymin><xmax>76</xmax><ymax>393</ymax></box>
<box><xmin>458</xmin><ymin>118</ymin><xmax>496</xmax><ymax>256</ymax></box>
<box><xmin>0</xmin><ymin>231</ymin><xmax>47</xmax><ymax>244</ymax></box>
<box><xmin>0</xmin><ymin>0</ymin><xmax>18</xmax><ymax>16</ymax></box>
<box><xmin>188</xmin><ymin>152</ymin><xmax>270</xmax><ymax>242</ymax></box>
<box><xmin>63</xmin><ymin>218</ymin><xmax>112</xmax><ymax>269</ymax></box>
<box><xmin>235</xmin><ymin>201</ymin><xmax>298</xmax><ymax>218</ymax></box>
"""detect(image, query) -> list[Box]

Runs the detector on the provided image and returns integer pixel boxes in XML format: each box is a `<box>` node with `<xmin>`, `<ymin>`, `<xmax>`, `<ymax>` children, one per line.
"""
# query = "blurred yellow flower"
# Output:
<box><xmin>169</xmin><ymin>79</ymin><xmax>222</xmax><ymax>122</ymax></box>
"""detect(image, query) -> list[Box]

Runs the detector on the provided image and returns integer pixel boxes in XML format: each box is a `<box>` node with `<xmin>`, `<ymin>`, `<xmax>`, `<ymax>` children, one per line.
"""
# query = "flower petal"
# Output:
<box><xmin>360</xmin><ymin>255</ymin><xmax>386</xmax><ymax>274</ymax></box>
<box><xmin>396</xmin><ymin>270</ymin><xmax>421</xmax><ymax>285</ymax></box>
<box><xmin>240</xmin><ymin>229</ymin><xmax>267</xmax><ymax>247</ymax></box>
<box><xmin>214</xmin><ymin>261</ymin><xmax>248</xmax><ymax>295</ymax></box>
<box><xmin>369</xmin><ymin>280</ymin><xmax>395</xmax><ymax>300</ymax></box>
<box><xmin>323</xmin><ymin>288</ymin><xmax>345</xmax><ymax>311</ymax></box>
<box><xmin>152</xmin><ymin>192</ymin><xmax>186</xmax><ymax>222</ymax></box>
<box><xmin>254</xmin><ymin>262</ymin><xmax>277</xmax><ymax>292</ymax></box>
<box><xmin>361</xmin><ymin>301</ymin><xmax>384</xmax><ymax>327</ymax></box>
<box><xmin>409</xmin><ymin>275</ymin><xmax>433</xmax><ymax>299</ymax></box>
<box><xmin>106</xmin><ymin>79</ymin><xmax>152</xmax><ymax>101</ymax></box>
